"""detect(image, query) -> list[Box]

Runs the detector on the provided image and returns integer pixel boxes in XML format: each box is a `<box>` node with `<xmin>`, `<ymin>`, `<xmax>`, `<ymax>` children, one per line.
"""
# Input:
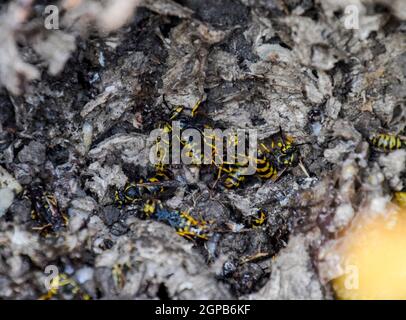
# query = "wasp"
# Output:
<box><xmin>221</xmin><ymin>164</ymin><xmax>248</xmax><ymax>189</ymax></box>
<box><xmin>216</xmin><ymin>158</ymin><xmax>254</xmax><ymax>189</ymax></box>
<box><xmin>28</xmin><ymin>184</ymin><xmax>67</xmax><ymax>234</ymax></box>
<box><xmin>219</xmin><ymin>148</ymin><xmax>280</xmax><ymax>188</ymax></box>
<box><xmin>181</xmin><ymin>135</ymin><xmax>206</xmax><ymax>165</ymax></box>
<box><xmin>260</xmin><ymin>128</ymin><xmax>309</xmax><ymax>177</ymax></box>
<box><xmin>142</xmin><ymin>200</ymin><xmax>210</xmax><ymax>240</ymax></box>
<box><xmin>157</xmin><ymin>96</ymin><xmax>214</xmax><ymax>169</ymax></box>
<box><xmin>162</xmin><ymin>95</ymin><xmax>202</xmax><ymax>127</ymax></box>
<box><xmin>164</xmin><ymin>94</ymin><xmax>202</xmax><ymax>119</ymax></box>
<box><xmin>262</xmin><ymin>129</ymin><xmax>301</xmax><ymax>168</ymax></box>
<box><xmin>255</xmin><ymin>150</ymin><xmax>279</xmax><ymax>181</ymax></box>
<box><xmin>156</xmin><ymin>120</ymin><xmax>200</xmax><ymax>167</ymax></box>
<box><xmin>269</xmin><ymin>132</ymin><xmax>295</xmax><ymax>154</ymax></box>
<box><xmin>160</xmin><ymin>116</ymin><xmax>189</xmax><ymax>138</ymax></box>
<box><xmin>39</xmin><ymin>273</ymin><xmax>91</xmax><ymax>300</ymax></box>
<box><xmin>143</xmin><ymin>198</ymin><xmax>159</xmax><ymax>217</ymax></box>
<box><xmin>369</xmin><ymin>133</ymin><xmax>405</xmax><ymax>152</ymax></box>
<box><xmin>114</xmin><ymin>171</ymin><xmax>171</xmax><ymax>207</ymax></box>
<box><xmin>218</xmin><ymin>128</ymin><xmax>302</xmax><ymax>189</ymax></box>
<box><xmin>177</xmin><ymin>210</ymin><xmax>210</xmax><ymax>240</ymax></box>
<box><xmin>163</xmin><ymin>96</ymin><xmax>204</xmax><ymax>131</ymax></box>
<box><xmin>246</xmin><ymin>209</ymin><xmax>268</xmax><ymax>228</ymax></box>
<box><xmin>275</xmin><ymin>144</ymin><xmax>300</xmax><ymax>168</ymax></box>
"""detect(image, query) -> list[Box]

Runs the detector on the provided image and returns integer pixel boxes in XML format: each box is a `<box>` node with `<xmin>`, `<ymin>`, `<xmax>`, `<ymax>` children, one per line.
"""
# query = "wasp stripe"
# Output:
<box><xmin>370</xmin><ymin>134</ymin><xmax>404</xmax><ymax>152</ymax></box>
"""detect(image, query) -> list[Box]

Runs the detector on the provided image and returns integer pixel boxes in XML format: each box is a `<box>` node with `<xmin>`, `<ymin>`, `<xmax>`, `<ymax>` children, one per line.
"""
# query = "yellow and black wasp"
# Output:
<box><xmin>262</xmin><ymin>128</ymin><xmax>302</xmax><ymax>169</ymax></box>
<box><xmin>246</xmin><ymin>209</ymin><xmax>268</xmax><ymax>228</ymax></box>
<box><xmin>217</xmin><ymin>155</ymin><xmax>257</xmax><ymax>189</ymax></box>
<box><xmin>156</xmin><ymin>96</ymin><xmax>205</xmax><ymax>165</ymax></box>
<box><xmin>369</xmin><ymin>133</ymin><xmax>405</xmax><ymax>152</ymax></box>
<box><xmin>254</xmin><ymin>148</ymin><xmax>279</xmax><ymax>181</ymax></box>
<box><xmin>222</xmin><ymin>164</ymin><xmax>247</xmax><ymax>189</ymax></box>
<box><xmin>163</xmin><ymin>94</ymin><xmax>202</xmax><ymax>120</ymax></box>
<box><xmin>217</xmin><ymin>127</ymin><xmax>308</xmax><ymax>189</ymax></box>
<box><xmin>28</xmin><ymin>184</ymin><xmax>67</xmax><ymax>235</ymax></box>
<box><xmin>39</xmin><ymin>273</ymin><xmax>91</xmax><ymax>300</ymax></box>
<box><xmin>208</xmin><ymin>131</ymin><xmax>255</xmax><ymax>188</ymax></box>
<box><xmin>219</xmin><ymin>144</ymin><xmax>293</xmax><ymax>189</ymax></box>
<box><xmin>142</xmin><ymin>199</ymin><xmax>210</xmax><ymax>240</ymax></box>
<box><xmin>261</xmin><ymin>128</ymin><xmax>309</xmax><ymax>177</ymax></box>
<box><xmin>114</xmin><ymin>171</ymin><xmax>172</xmax><ymax>207</ymax></box>
<box><xmin>161</xmin><ymin>95</ymin><xmax>203</xmax><ymax>132</ymax></box>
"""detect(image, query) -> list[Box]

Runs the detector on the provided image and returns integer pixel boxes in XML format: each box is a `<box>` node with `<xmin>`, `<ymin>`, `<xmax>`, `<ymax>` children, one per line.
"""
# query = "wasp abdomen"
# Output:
<box><xmin>223</xmin><ymin>165</ymin><xmax>247</xmax><ymax>188</ymax></box>
<box><xmin>370</xmin><ymin>134</ymin><xmax>404</xmax><ymax>152</ymax></box>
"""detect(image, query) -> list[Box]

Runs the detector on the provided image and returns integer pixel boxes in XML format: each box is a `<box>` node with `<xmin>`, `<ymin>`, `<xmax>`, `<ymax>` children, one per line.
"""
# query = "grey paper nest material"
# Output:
<box><xmin>94</xmin><ymin>219</ymin><xmax>232</xmax><ymax>299</ymax></box>
<box><xmin>0</xmin><ymin>0</ymin><xmax>405</xmax><ymax>299</ymax></box>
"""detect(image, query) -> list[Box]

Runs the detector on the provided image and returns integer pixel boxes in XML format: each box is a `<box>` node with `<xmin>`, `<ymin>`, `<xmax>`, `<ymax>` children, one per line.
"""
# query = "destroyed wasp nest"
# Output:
<box><xmin>0</xmin><ymin>0</ymin><xmax>405</xmax><ymax>299</ymax></box>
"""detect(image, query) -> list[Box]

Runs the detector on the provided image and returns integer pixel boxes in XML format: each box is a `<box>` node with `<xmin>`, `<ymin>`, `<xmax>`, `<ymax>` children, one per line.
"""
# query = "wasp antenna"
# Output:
<box><xmin>278</xmin><ymin>125</ymin><xmax>290</xmax><ymax>147</ymax></box>
<box><xmin>162</xmin><ymin>94</ymin><xmax>171</xmax><ymax>111</ymax></box>
<box><xmin>294</xmin><ymin>141</ymin><xmax>312</xmax><ymax>147</ymax></box>
<box><xmin>191</xmin><ymin>99</ymin><xmax>202</xmax><ymax>117</ymax></box>
<box><xmin>272</xmin><ymin>167</ymin><xmax>287</xmax><ymax>182</ymax></box>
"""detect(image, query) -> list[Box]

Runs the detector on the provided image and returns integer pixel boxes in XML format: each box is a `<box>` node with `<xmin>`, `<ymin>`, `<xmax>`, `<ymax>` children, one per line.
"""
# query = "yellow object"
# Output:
<box><xmin>394</xmin><ymin>192</ymin><xmax>406</xmax><ymax>208</ymax></box>
<box><xmin>191</xmin><ymin>99</ymin><xmax>201</xmax><ymax>117</ymax></box>
<box><xmin>332</xmin><ymin>205</ymin><xmax>406</xmax><ymax>299</ymax></box>
<box><xmin>39</xmin><ymin>273</ymin><xmax>91</xmax><ymax>300</ymax></box>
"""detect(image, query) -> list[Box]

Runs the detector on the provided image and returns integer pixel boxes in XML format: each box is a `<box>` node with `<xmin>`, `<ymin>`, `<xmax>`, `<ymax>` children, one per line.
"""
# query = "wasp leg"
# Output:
<box><xmin>191</xmin><ymin>99</ymin><xmax>202</xmax><ymax>117</ymax></box>
<box><xmin>177</xmin><ymin>230</ymin><xmax>195</xmax><ymax>241</ymax></box>
<box><xmin>240</xmin><ymin>252</ymin><xmax>271</xmax><ymax>265</ymax></box>
<box><xmin>272</xmin><ymin>167</ymin><xmax>287</xmax><ymax>182</ymax></box>
<box><xmin>32</xmin><ymin>223</ymin><xmax>52</xmax><ymax>232</ymax></box>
